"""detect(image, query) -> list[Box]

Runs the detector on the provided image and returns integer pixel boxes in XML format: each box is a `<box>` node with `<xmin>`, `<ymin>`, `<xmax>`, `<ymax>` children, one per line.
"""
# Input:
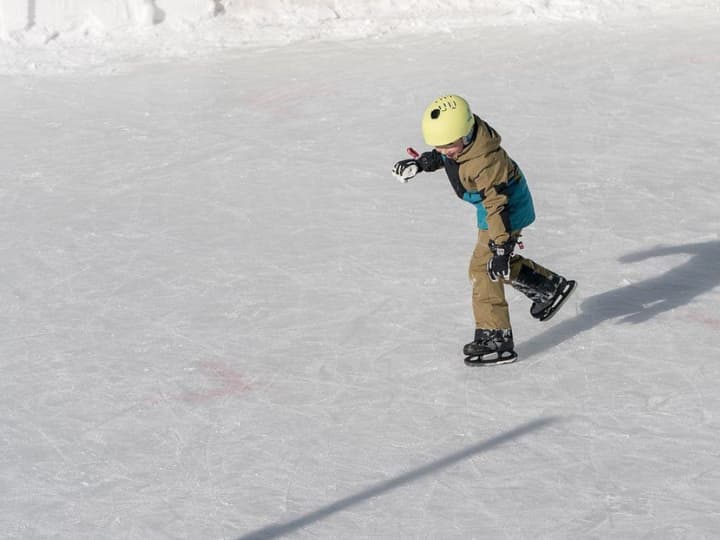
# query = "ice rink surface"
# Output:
<box><xmin>2</xmin><ymin>10</ymin><xmax>720</xmax><ymax>539</ymax></box>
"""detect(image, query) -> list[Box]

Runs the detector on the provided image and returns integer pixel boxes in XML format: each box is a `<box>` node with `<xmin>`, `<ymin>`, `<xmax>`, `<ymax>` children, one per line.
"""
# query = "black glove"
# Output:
<box><xmin>392</xmin><ymin>159</ymin><xmax>420</xmax><ymax>183</ymax></box>
<box><xmin>487</xmin><ymin>239</ymin><xmax>515</xmax><ymax>282</ymax></box>
<box><xmin>416</xmin><ymin>150</ymin><xmax>444</xmax><ymax>172</ymax></box>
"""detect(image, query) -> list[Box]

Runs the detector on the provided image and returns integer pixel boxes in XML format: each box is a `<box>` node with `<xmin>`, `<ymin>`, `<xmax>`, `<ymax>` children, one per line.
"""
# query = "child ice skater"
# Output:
<box><xmin>392</xmin><ymin>94</ymin><xmax>576</xmax><ymax>365</ymax></box>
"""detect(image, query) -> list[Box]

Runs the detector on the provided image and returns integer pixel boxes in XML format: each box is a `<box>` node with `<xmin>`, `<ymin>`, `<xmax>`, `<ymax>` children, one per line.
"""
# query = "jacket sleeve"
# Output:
<box><xmin>466</xmin><ymin>152</ymin><xmax>513</xmax><ymax>245</ymax></box>
<box><xmin>417</xmin><ymin>150</ymin><xmax>445</xmax><ymax>172</ymax></box>
<box><xmin>482</xmin><ymin>180</ymin><xmax>512</xmax><ymax>245</ymax></box>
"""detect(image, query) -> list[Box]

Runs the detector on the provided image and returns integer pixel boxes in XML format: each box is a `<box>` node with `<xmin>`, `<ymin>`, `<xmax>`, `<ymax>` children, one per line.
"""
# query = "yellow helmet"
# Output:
<box><xmin>421</xmin><ymin>94</ymin><xmax>475</xmax><ymax>146</ymax></box>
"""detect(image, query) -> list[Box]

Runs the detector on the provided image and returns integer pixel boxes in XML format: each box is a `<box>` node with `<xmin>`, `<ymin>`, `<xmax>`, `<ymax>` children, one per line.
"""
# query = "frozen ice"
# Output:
<box><xmin>2</xmin><ymin>3</ymin><xmax>720</xmax><ymax>539</ymax></box>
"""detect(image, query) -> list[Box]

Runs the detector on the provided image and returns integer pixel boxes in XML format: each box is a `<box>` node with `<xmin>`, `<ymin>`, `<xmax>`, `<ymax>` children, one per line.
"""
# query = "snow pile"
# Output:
<box><xmin>0</xmin><ymin>0</ymin><xmax>715</xmax><ymax>73</ymax></box>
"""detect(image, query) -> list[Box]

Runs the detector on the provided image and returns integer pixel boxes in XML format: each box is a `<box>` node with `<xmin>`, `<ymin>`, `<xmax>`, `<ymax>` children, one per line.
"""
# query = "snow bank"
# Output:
<box><xmin>2</xmin><ymin>0</ymin><xmax>710</xmax><ymax>33</ymax></box>
<box><xmin>0</xmin><ymin>0</ymin><xmax>715</xmax><ymax>73</ymax></box>
<box><xmin>0</xmin><ymin>0</ymin><xmax>214</xmax><ymax>33</ymax></box>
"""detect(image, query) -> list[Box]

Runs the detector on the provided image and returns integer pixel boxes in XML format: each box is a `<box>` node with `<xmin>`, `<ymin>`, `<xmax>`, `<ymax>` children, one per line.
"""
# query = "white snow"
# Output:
<box><xmin>2</xmin><ymin>1</ymin><xmax>720</xmax><ymax>539</ymax></box>
<box><xmin>0</xmin><ymin>0</ymin><xmax>717</xmax><ymax>74</ymax></box>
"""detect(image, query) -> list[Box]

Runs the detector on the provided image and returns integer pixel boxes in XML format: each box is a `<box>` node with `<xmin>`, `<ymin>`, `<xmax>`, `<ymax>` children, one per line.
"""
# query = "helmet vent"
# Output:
<box><xmin>430</xmin><ymin>108</ymin><xmax>441</xmax><ymax>119</ymax></box>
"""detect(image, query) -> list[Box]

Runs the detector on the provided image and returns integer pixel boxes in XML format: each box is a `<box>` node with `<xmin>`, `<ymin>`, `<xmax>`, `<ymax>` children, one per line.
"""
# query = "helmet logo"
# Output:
<box><xmin>436</xmin><ymin>97</ymin><xmax>458</xmax><ymax>111</ymax></box>
<box><xmin>430</xmin><ymin>97</ymin><xmax>459</xmax><ymax>120</ymax></box>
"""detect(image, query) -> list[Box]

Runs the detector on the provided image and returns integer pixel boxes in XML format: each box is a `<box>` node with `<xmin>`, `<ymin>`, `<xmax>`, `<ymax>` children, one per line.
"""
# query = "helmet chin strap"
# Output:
<box><xmin>461</xmin><ymin>120</ymin><xmax>477</xmax><ymax>147</ymax></box>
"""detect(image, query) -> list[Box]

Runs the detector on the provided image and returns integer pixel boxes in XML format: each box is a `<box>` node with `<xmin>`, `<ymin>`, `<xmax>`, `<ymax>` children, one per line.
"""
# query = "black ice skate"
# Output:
<box><xmin>513</xmin><ymin>267</ymin><xmax>577</xmax><ymax>322</ymax></box>
<box><xmin>530</xmin><ymin>277</ymin><xmax>576</xmax><ymax>322</ymax></box>
<box><xmin>463</xmin><ymin>329</ymin><xmax>518</xmax><ymax>366</ymax></box>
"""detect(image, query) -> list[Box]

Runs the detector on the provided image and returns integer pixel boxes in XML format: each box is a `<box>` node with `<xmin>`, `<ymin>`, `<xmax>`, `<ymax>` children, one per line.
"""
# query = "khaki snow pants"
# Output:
<box><xmin>468</xmin><ymin>229</ymin><xmax>556</xmax><ymax>330</ymax></box>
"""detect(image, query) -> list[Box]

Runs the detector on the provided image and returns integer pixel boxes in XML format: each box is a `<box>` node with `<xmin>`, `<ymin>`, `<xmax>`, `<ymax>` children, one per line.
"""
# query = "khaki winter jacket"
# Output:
<box><xmin>455</xmin><ymin>115</ymin><xmax>523</xmax><ymax>245</ymax></box>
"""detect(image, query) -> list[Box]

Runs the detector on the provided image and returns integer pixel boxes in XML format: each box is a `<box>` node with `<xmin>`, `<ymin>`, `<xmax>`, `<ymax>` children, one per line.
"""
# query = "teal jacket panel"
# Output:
<box><xmin>462</xmin><ymin>171</ymin><xmax>536</xmax><ymax>231</ymax></box>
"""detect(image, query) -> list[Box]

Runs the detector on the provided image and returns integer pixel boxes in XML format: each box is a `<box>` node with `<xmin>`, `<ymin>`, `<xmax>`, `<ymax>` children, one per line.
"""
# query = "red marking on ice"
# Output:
<box><xmin>684</xmin><ymin>313</ymin><xmax>720</xmax><ymax>330</ymax></box>
<box><xmin>244</xmin><ymin>86</ymin><xmax>332</xmax><ymax>117</ymax></box>
<box><xmin>183</xmin><ymin>360</ymin><xmax>252</xmax><ymax>403</ymax></box>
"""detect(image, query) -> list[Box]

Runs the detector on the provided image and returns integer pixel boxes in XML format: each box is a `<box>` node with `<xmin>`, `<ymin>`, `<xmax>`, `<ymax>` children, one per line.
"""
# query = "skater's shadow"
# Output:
<box><xmin>519</xmin><ymin>240</ymin><xmax>720</xmax><ymax>360</ymax></box>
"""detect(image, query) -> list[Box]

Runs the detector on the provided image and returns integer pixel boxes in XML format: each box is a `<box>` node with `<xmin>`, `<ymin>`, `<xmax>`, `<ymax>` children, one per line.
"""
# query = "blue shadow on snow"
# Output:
<box><xmin>519</xmin><ymin>239</ymin><xmax>720</xmax><ymax>360</ymax></box>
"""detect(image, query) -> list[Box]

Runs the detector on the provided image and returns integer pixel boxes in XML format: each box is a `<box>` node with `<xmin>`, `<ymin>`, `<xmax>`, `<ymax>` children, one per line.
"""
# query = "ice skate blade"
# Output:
<box><xmin>537</xmin><ymin>280</ymin><xmax>577</xmax><ymax>322</ymax></box>
<box><xmin>464</xmin><ymin>351</ymin><xmax>518</xmax><ymax>366</ymax></box>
